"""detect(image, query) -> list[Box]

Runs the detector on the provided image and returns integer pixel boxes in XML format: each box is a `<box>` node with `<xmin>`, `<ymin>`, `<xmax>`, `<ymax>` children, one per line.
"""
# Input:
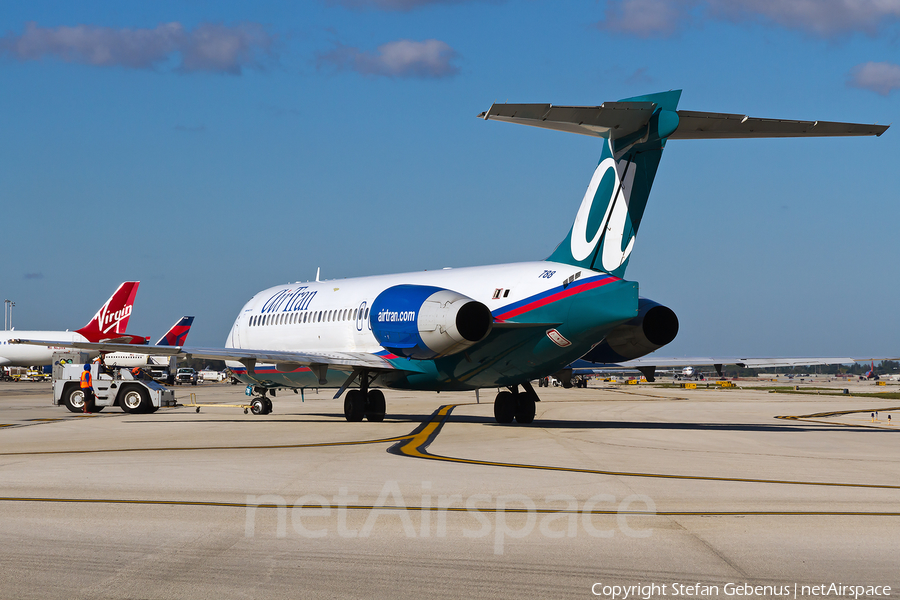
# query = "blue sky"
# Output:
<box><xmin>1</xmin><ymin>0</ymin><xmax>898</xmax><ymax>358</ymax></box>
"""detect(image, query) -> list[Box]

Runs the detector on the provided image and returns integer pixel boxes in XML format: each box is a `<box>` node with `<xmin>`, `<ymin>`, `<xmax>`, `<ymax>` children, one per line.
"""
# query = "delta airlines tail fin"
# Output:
<box><xmin>480</xmin><ymin>90</ymin><xmax>888</xmax><ymax>278</ymax></box>
<box><xmin>75</xmin><ymin>282</ymin><xmax>141</xmax><ymax>343</ymax></box>
<box><xmin>156</xmin><ymin>316</ymin><xmax>194</xmax><ymax>346</ymax></box>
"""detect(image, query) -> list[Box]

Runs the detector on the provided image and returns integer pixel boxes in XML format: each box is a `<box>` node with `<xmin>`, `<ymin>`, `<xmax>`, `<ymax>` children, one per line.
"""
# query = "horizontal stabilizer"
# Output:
<box><xmin>478</xmin><ymin>102</ymin><xmax>656</xmax><ymax>139</ymax></box>
<box><xmin>480</xmin><ymin>100</ymin><xmax>889</xmax><ymax>140</ymax></box>
<box><xmin>670</xmin><ymin>111</ymin><xmax>889</xmax><ymax>139</ymax></box>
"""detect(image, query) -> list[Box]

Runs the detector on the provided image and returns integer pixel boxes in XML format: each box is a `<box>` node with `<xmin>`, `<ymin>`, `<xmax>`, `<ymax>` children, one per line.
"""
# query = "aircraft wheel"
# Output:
<box><xmin>493</xmin><ymin>391</ymin><xmax>515</xmax><ymax>424</ymax></box>
<box><xmin>365</xmin><ymin>390</ymin><xmax>386</xmax><ymax>422</ymax></box>
<box><xmin>63</xmin><ymin>387</ymin><xmax>86</xmax><ymax>413</ymax></box>
<box><xmin>120</xmin><ymin>385</ymin><xmax>151</xmax><ymax>414</ymax></box>
<box><xmin>514</xmin><ymin>392</ymin><xmax>536</xmax><ymax>424</ymax></box>
<box><xmin>263</xmin><ymin>397</ymin><xmax>273</xmax><ymax>414</ymax></box>
<box><xmin>250</xmin><ymin>398</ymin><xmax>265</xmax><ymax>415</ymax></box>
<box><xmin>344</xmin><ymin>390</ymin><xmax>365</xmax><ymax>422</ymax></box>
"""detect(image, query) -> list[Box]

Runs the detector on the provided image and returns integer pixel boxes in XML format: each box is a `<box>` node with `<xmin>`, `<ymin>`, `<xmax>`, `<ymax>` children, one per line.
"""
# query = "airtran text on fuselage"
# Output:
<box><xmin>377</xmin><ymin>309</ymin><xmax>416</xmax><ymax>323</ymax></box>
<box><xmin>260</xmin><ymin>287</ymin><xmax>318</xmax><ymax>314</ymax></box>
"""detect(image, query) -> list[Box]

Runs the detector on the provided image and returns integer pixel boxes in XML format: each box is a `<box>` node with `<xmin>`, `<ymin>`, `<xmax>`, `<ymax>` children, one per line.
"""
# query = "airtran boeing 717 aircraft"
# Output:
<box><xmin>14</xmin><ymin>90</ymin><xmax>888</xmax><ymax>422</ymax></box>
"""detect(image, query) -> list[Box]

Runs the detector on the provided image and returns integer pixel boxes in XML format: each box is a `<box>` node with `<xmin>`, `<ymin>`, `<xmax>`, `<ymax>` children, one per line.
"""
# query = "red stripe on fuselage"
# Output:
<box><xmin>494</xmin><ymin>276</ymin><xmax>618</xmax><ymax>321</ymax></box>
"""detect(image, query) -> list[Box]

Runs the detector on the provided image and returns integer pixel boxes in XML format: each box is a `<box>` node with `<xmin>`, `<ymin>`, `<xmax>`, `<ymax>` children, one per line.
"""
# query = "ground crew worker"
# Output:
<box><xmin>131</xmin><ymin>367</ymin><xmax>142</xmax><ymax>380</ymax></box>
<box><xmin>80</xmin><ymin>364</ymin><xmax>94</xmax><ymax>413</ymax></box>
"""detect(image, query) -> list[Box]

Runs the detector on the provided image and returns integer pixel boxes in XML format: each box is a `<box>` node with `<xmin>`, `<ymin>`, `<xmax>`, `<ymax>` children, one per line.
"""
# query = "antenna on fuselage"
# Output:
<box><xmin>316</xmin><ymin>268</ymin><xmax>320</xmax><ymax>282</ymax></box>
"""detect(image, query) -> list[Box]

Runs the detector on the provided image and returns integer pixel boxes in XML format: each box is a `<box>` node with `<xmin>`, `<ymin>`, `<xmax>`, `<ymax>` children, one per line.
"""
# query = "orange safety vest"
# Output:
<box><xmin>80</xmin><ymin>370</ymin><xmax>92</xmax><ymax>389</ymax></box>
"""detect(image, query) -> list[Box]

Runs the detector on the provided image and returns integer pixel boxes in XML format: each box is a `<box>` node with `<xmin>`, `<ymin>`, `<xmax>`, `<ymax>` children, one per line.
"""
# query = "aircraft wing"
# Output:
<box><xmin>9</xmin><ymin>339</ymin><xmax>409</xmax><ymax>373</ymax></box>
<box><xmin>571</xmin><ymin>356</ymin><xmax>896</xmax><ymax>381</ymax></box>
<box><xmin>615</xmin><ymin>357</ymin><xmax>861</xmax><ymax>368</ymax></box>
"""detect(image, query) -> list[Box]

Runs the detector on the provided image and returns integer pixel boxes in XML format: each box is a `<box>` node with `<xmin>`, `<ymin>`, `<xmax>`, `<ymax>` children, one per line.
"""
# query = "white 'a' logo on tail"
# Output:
<box><xmin>570</xmin><ymin>145</ymin><xmax>635</xmax><ymax>272</ymax></box>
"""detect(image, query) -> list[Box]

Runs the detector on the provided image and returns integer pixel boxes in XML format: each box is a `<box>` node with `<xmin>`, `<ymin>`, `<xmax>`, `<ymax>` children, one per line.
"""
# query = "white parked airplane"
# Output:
<box><xmin>12</xmin><ymin>90</ymin><xmax>889</xmax><ymax>423</ymax></box>
<box><xmin>102</xmin><ymin>316</ymin><xmax>194</xmax><ymax>368</ymax></box>
<box><xmin>0</xmin><ymin>282</ymin><xmax>145</xmax><ymax>368</ymax></box>
<box><xmin>568</xmin><ymin>355</ymin><xmax>892</xmax><ymax>382</ymax></box>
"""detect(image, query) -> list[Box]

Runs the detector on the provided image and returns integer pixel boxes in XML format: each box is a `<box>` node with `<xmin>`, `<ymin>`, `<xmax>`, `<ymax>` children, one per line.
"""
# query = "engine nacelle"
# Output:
<box><xmin>370</xmin><ymin>285</ymin><xmax>493</xmax><ymax>359</ymax></box>
<box><xmin>581</xmin><ymin>298</ymin><xmax>678</xmax><ymax>363</ymax></box>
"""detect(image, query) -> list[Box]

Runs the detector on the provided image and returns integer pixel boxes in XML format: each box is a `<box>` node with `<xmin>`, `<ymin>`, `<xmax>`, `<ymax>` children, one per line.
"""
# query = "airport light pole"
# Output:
<box><xmin>3</xmin><ymin>300</ymin><xmax>13</xmax><ymax>330</ymax></box>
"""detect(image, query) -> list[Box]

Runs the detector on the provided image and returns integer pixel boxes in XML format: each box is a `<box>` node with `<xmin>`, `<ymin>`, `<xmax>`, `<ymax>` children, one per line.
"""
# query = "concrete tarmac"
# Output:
<box><xmin>0</xmin><ymin>379</ymin><xmax>898</xmax><ymax>599</ymax></box>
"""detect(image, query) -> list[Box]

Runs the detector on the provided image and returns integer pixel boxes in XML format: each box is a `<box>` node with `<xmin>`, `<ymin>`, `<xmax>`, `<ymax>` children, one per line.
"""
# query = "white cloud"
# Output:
<box><xmin>0</xmin><ymin>21</ymin><xmax>275</xmax><ymax>74</ymax></box>
<box><xmin>598</xmin><ymin>0</ymin><xmax>692</xmax><ymax>37</ymax></box>
<box><xmin>708</xmin><ymin>0</ymin><xmax>900</xmax><ymax>36</ymax></box>
<box><xmin>318</xmin><ymin>39</ymin><xmax>459</xmax><ymax>78</ymax></box>
<box><xmin>329</xmin><ymin>0</ymin><xmax>497</xmax><ymax>11</ymax></box>
<box><xmin>848</xmin><ymin>61</ymin><xmax>900</xmax><ymax>95</ymax></box>
<box><xmin>598</xmin><ymin>0</ymin><xmax>900</xmax><ymax>38</ymax></box>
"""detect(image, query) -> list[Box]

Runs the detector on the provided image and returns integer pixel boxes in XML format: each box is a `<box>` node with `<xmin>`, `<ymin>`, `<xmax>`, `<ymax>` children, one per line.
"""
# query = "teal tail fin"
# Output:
<box><xmin>546</xmin><ymin>90</ymin><xmax>681</xmax><ymax>277</ymax></box>
<box><xmin>480</xmin><ymin>89</ymin><xmax>887</xmax><ymax>277</ymax></box>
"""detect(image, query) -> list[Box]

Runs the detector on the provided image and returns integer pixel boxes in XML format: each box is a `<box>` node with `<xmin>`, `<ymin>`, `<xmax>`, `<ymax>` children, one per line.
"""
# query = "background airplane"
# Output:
<box><xmin>568</xmin><ymin>356</ymin><xmax>898</xmax><ymax>383</ymax></box>
<box><xmin>13</xmin><ymin>90</ymin><xmax>888</xmax><ymax>424</ymax></box>
<box><xmin>102</xmin><ymin>316</ymin><xmax>195</xmax><ymax>369</ymax></box>
<box><xmin>0</xmin><ymin>282</ymin><xmax>146</xmax><ymax>368</ymax></box>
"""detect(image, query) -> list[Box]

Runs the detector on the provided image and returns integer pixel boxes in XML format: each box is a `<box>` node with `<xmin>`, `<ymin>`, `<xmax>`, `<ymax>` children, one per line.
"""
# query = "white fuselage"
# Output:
<box><xmin>102</xmin><ymin>351</ymin><xmax>172</xmax><ymax>368</ymax></box>
<box><xmin>0</xmin><ymin>331</ymin><xmax>93</xmax><ymax>367</ymax></box>
<box><xmin>225</xmin><ymin>260</ymin><xmax>579</xmax><ymax>360</ymax></box>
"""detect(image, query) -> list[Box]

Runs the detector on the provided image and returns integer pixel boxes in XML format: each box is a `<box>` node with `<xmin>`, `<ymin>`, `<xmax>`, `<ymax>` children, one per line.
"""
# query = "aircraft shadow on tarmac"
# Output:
<box><xmin>129</xmin><ymin>412</ymin><xmax>888</xmax><ymax>434</ymax></box>
<box><xmin>442</xmin><ymin>414</ymin><xmax>884</xmax><ymax>433</ymax></box>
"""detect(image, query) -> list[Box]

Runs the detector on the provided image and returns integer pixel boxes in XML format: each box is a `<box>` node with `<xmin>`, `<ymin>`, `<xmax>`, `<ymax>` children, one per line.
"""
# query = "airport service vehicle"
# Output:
<box><xmin>12</xmin><ymin>90</ymin><xmax>888</xmax><ymax>425</ymax></box>
<box><xmin>20</xmin><ymin>368</ymin><xmax>50</xmax><ymax>382</ymax></box>
<box><xmin>199</xmin><ymin>369</ymin><xmax>227</xmax><ymax>382</ymax></box>
<box><xmin>149</xmin><ymin>367</ymin><xmax>169</xmax><ymax>380</ymax></box>
<box><xmin>2</xmin><ymin>366</ymin><xmax>27</xmax><ymax>381</ymax></box>
<box><xmin>0</xmin><ymin>282</ymin><xmax>146</xmax><ymax>368</ymax></box>
<box><xmin>54</xmin><ymin>363</ymin><xmax>175</xmax><ymax>414</ymax></box>
<box><xmin>175</xmin><ymin>368</ymin><xmax>198</xmax><ymax>385</ymax></box>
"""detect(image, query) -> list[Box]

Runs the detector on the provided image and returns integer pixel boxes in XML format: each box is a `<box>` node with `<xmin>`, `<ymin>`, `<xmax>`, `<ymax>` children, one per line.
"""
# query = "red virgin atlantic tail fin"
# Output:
<box><xmin>75</xmin><ymin>282</ymin><xmax>140</xmax><ymax>343</ymax></box>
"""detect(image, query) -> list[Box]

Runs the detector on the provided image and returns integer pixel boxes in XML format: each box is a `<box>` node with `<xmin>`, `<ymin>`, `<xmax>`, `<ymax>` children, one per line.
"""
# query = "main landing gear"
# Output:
<box><xmin>343</xmin><ymin>389</ymin><xmax>386</xmax><ymax>422</ymax></box>
<box><xmin>493</xmin><ymin>381</ymin><xmax>538</xmax><ymax>425</ymax></box>
<box><xmin>343</xmin><ymin>370</ymin><xmax>386</xmax><ymax>422</ymax></box>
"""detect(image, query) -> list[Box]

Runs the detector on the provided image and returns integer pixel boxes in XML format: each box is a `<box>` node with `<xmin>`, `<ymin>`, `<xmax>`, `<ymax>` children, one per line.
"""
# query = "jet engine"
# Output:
<box><xmin>370</xmin><ymin>285</ymin><xmax>493</xmax><ymax>359</ymax></box>
<box><xmin>581</xmin><ymin>298</ymin><xmax>679</xmax><ymax>363</ymax></box>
